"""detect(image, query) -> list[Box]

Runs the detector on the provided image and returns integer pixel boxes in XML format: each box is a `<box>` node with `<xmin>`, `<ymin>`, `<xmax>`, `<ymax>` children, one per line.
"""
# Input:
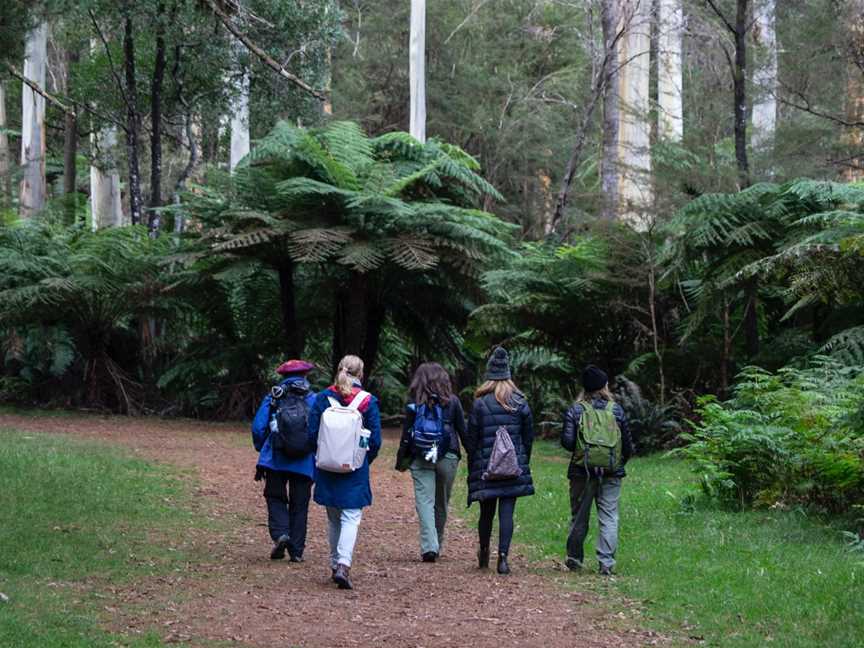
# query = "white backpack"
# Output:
<box><xmin>315</xmin><ymin>391</ymin><xmax>371</xmax><ymax>473</ymax></box>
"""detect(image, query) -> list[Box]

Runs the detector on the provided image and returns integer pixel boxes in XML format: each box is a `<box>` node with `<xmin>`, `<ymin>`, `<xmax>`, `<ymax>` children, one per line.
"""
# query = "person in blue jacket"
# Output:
<box><xmin>307</xmin><ymin>354</ymin><xmax>382</xmax><ymax>590</ymax></box>
<box><xmin>252</xmin><ymin>359</ymin><xmax>317</xmax><ymax>562</ymax></box>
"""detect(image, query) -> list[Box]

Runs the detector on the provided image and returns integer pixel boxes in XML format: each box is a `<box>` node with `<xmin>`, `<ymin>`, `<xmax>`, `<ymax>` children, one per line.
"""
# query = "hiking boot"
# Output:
<box><xmin>565</xmin><ymin>556</ymin><xmax>583</xmax><ymax>572</ymax></box>
<box><xmin>270</xmin><ymin>534</ymin><xmax>290</xmax><ymax>560</ymax></box>
<box><xmin>421</xmin><ymin>552</ymin><xmax>438</xmax><ymax>563</ymax></box>
<box><xmin>333</xmin><ymin>563</ymin><xmax>353</xmax><ymax>590</ymax></box>
<box><xmin>497</xmin><ymin>553</ymin><xmax>511</xmax><ymax>575</ymax></box>
<box><xmin>289</xmin><ymin>554</ymin><xmax>304</xmax><ymax>563</ymax></box>
<box><xmin>478</xmin><ymin>546</ymin><xmax>490</xmax><ymax>569</ymax></box>
<box><xmin>599</xmin><ymin>564</ymin><xmax>614</xmax><ymax>576</ymax></box>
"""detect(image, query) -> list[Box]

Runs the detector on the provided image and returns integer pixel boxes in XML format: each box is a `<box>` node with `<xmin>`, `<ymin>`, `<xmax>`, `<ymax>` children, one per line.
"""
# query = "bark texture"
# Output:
<box><xmin>616</xmin><ymin>0</ymin><xmax>653</xmax><ymax>225</ymax></box>
<box><xmin>123</xmin><ymin>14</ymin><xmax>144</xmax><ymax>225</ymax></box>
<box><xmin>657</xmin><ymin>0</ymin><xmax>684</xmax><ymax>141</ymax></box>
<box><xmin>19</xmin><ymin>22</ymin><xmax>49</xmax><ymax>218</ymax></box>
<box><xmin>229</xmin><ymin>41</ymin><xmax>250</xmax><ymax>171</ymax></box>
<box><xmin>409</xmin><ymin>0</ymin><xmax>427</xmax><ymax>142</ymax></box>
<box><xmin>0</xmin><ymin>81</ymin><xmax>10</xmax><ymax>207</ymax></box>
<box><xmin>148</xmin><ymin>0</ymin><xmax>168</xmax><ymax>234</ymax></box>
<box><xmin>751</xmin><ymin>0</ymin><xmax>777</xmax><ymax>150</ymax></box>
<box><xmin>600</xmin><ymin>0</ymin><xmax>621</xmax><ymax>221</ymax></box>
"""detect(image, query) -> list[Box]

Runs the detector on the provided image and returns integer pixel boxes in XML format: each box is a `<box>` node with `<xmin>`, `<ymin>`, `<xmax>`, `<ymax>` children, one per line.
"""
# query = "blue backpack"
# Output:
<box><xmin>411</xmin><ymin>402</ymin><xmax>447</xmax><ymax>461</ymax></box>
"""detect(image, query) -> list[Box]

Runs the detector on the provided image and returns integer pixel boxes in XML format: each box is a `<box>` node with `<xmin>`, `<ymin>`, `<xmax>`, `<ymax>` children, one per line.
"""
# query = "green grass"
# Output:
<box><xmin>0</xmin><ymin>428</ymin><xmax>204</xmax><ymax>648</ymax></box>
<box><xmin>499</xmin><ymin>441</ymin><xmax>864</xmax><ymax>647</ymax></box>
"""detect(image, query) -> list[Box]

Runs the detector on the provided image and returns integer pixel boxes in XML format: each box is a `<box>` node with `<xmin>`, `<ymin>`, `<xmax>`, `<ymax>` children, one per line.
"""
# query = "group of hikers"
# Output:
<box><xmin>251</xmin><ymin>347</ymin><xmax>633</xmax><ymax>590</ymax></box>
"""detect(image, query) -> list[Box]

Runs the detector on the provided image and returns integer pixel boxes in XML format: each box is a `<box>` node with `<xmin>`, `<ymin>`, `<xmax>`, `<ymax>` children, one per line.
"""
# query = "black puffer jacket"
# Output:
<box><xmin>466</xmin><ymin>393</ymin><xmax>535</xmax><ymax>504</ymax></box>
<box><xmin>560</xmin><ymin>397</ymin><xmax>634</xmax><ymax>479</ymax></box>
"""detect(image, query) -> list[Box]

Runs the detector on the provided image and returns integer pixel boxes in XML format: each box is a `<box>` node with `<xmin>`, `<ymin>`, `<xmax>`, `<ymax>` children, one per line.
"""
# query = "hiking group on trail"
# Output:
<box><xmin>251</xmin><ymin>347</ymin><xmax>633</xmax><ymax>590</ymax></box>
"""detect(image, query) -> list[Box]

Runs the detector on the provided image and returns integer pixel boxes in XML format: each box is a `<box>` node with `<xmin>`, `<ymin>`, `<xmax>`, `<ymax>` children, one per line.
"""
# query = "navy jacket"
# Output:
<box><xmin>560</xmin><ymin>397</ymin><xmax>634</xmax><ymax>478</ymax></box>
<box><xmin>466</xmin><ymin>393</ymin><xmax>535</xmax><ymax>504</ymax></box>
<box><xmin>309</xmin><ymin>386</ymin><xmax>382</xmax><ymax>509</ymax></box>
<box><xmin>251</xmin><ymin>376</ymin><xmax>317</xmax><ymax>479</ymax></box>
<box><xmin>398</xmin><ymin>395</ymin><xmax>467</xmax><ymax>462</ymax></box>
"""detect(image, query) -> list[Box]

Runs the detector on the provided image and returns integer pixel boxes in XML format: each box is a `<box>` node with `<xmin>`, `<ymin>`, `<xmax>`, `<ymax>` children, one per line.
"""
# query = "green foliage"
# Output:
<box><xmin>613</xmin><ymin>376</ymin><xmax>682</xmax><ymax>453</ymax></box>
<box><xmin>679</xmin><ymin>359</ymin><xmax>864</xmax><ymax>511</ymax></box>
<box><xmin>472</xmin><ymin>447</ymin><xmax>864</xmax><ymax>647</ymax></box>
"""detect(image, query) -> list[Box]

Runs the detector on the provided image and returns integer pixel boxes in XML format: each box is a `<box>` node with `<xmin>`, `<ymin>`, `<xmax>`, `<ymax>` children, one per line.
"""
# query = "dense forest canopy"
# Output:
<box><xmin>1</xmin><ymin>1</ymin><xmax>863</xmax><ymax>510</ymax></box>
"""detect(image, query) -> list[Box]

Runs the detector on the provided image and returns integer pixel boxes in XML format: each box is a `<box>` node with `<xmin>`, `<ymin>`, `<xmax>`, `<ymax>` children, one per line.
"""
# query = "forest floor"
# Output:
<box><xmin>0</xmin><ymin>412</ymin><xmax>664</xmax><ymax>648</ymax></box>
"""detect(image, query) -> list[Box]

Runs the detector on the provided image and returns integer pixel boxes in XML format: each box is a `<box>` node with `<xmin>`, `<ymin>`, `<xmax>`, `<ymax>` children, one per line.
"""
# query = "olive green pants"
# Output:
<box><xmin>409</xmin><ymin>452</ymin><xmax>459</xmax><ymax>555</ymax></box>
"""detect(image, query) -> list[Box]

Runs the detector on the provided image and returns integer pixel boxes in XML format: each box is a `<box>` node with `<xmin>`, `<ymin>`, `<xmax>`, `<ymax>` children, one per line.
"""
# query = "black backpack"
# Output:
<box><xmin>269</xmin><ymin>383</ymin><xmax>311</xmax><ymax>458</ymax></box>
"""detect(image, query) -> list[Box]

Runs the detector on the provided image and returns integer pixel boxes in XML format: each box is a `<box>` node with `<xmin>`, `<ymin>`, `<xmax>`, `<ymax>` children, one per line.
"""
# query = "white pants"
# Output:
<box><xmin>326</xmin><ymin>506</ymin><xmax>363</xmax><ymax>568</ymax></box>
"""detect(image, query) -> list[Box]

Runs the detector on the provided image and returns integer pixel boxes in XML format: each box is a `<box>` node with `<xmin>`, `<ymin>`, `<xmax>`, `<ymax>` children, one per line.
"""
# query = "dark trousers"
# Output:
<box><xmin>478</xmin><ymin>496</ymin><xmax>517</xmax><ymax>555</ymax></box>
<box><xmin>263</xmin><ymin>470</ymin><xmax>312</xmax><ymax>558</ymax></box>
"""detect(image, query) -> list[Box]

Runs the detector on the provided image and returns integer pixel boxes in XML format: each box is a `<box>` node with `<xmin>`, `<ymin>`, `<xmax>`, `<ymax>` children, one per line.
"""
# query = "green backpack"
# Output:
<box><xmin>572</xmin><ymin>401</ymin><xmax>622</xmax><ymax>473</ymax></box>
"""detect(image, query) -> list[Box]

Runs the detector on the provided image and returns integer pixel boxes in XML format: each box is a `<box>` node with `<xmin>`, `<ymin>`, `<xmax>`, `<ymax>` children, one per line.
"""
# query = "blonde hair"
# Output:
<box><xmin>578</xmin><ymin>384</ymin><xmax>615</xmax><ymax>402</ymax></box>
<box><xmin>474</xmin><ymin>379</ymin><xmax>521</xmax><ymax>412</ymax></box>
<box><xmin>334</xmin><ymin>355</ymin><xmax>364</xmax><ymax>398</ymax></box>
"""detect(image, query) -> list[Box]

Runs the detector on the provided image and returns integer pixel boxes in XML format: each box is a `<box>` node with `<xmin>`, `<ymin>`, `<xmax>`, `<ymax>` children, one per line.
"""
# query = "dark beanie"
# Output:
<box><xmin>582</xmin><ymin>365</ymin><xmax>608</xmax><ymax>392</ymax></box>
<box><xmin>485</xmin><ymin>346</ymin><xmax>512</xmax><ymax>381</ymax></box>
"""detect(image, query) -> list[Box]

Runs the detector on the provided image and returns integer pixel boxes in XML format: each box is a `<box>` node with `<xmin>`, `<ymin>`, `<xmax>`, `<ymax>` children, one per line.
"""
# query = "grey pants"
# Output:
<box><xmin>409</xmin><ymin>452</ymin><xmax>459</xmax><ymax>555</ymax></box>
<box><xmin>566</xmin><ymin>475</ymin><xmax>622</xmax><ymax>570</ymax></box>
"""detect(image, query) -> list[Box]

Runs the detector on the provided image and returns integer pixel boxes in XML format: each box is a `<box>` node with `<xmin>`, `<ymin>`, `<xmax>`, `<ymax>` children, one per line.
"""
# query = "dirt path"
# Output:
<box><xmin>1</xmin><ymin>412</ymin><xmax>660</xmax><ymax>647</ymax></box>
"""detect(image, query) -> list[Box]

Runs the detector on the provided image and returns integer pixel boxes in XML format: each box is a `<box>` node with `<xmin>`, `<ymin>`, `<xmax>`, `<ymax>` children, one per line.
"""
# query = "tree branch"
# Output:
<box><xmin>204</xmin><ymin>0</ymin><xmax>326</xmax><ymax>101</ymax></box>
<box><xmin>7</xmin><ymin>63</ymin><xmax>76</xmax><ymax>117</ymax></box>
<box><xmin>704</xmin><ymin>0</ymin><xmax>738</xmax><ymax>36</ymax></box>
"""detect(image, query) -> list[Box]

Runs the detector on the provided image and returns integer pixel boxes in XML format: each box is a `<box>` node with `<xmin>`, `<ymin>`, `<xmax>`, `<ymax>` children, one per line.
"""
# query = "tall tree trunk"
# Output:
<box><xmin>841</xmin><ymin>1</ymin><xmax>864</xmax><ymax>182</ymax></box>
<box><xmin>0</xmin><ymin>80</ymin><xmax>10</xmax><ymax>208</ymax></box>
<box><xmin>409</xmin><ymin>0</ymin><xmax>426</xmax><ymax>142</ymax></box>
<box><xmin>63</xmin><ymin>49</ymin><xmax>80</xmax><ymax>223</ymax></box>
<box><xmin>657</xmin><ymin>0</ymin><xmax>684</xmax><ymax>141</ymax></box>
<box><xmin>733</xmin><ymin>0</ymin><xmax>751</xmax><ymax>187</ymax></box>
<box><xmin>123</xmin><ymin>14</ymin><xmax>144</xmax><ymax>225</ymax></box>
<box><xmin>148</xmin><ymin>0</ymin><xmax>167</xmax><ymax>234</ymax></box>
<box><xmin>600</xmin><ymin>0</ymin><xmax>621</xmax><ymax>220</ymax></box>
<box><xmin>90</xmin><ymin>126</ymin><xmax>124</xmax><ymax>229</ymax></box>
<box><xmin>616</xmin><ymin>0</ymin><xmax>653</xmax><ymax>225</ymax></box>
<box><xmin>229</xmin><ymin>40</ymin><xmax>250</xmax><ymax>171</ymax></box>
<box><xmin>19</xmin><ymin>21</ymin><xmax>48</xmax><ymax>218</ymax></box>
<box><xmin>277</xmin><ymin>261</ymin><xmax>304</xmax><ymax>359</ymax></box>
<box><xmin>751</xmin><ymin>0</ymin><xmax>777</xmax><ymax>151</ymax></box>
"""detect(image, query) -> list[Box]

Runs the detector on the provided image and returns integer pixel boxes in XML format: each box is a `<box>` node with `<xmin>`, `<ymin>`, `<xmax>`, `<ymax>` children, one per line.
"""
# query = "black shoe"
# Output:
<box><xmin>478</xmin><ymin>546</ymin><xmax>490</xmax><ymax>569</ymax></box>
<box><xmin>270</xmin><ymin>534</ymin><xmax>290</xmax><ymax>560</ymax></box>
<box><xmin>421</xmin><ymin>551</ymin><xmax>438</xmax><ymax>563</ymax></box>
<box><xmin>599</xmin><ymin>564</ymin><xmax>614</xmax><ymax>576</ymax></box>
<box><xmin>497</xmin><ymin>553</ymin><xmax>511</xmax><ymax>575</ymax></box>
<box><xmin>289</xmin><ymin>554</ymin><xmax>304</xmax><ymax>563</ymax></box>
<box><xmin>565</xmin><ymin>556</ymin><xmax>583</xmax><ymax>572</ymax></box>
<box><xmin>333</xmin><ymin>564</ymin><xmax>353</xmax><ymax>590</ymax></box>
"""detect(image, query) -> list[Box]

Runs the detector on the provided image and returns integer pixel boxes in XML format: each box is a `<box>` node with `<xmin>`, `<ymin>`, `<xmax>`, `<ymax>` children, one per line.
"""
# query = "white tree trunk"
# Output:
<box><xmin>229</xmin><ymin>42</ymin><xmax>251</xmax><ymax>172</ymax></box>
<box><xmin>409</xmin><ymin>0</ymin><xmax>427</xmax><ymax>142</ymax></box>
<box><xmin>616</xmin><ymin>0</ymin><xmax>652</xmax><ymax>226</ymax></box>
<box><xmin>90</xmin><ymin>127</ymin><xmax>124</xmax><ymax>230</ymax></box>
<box><xmin>657</xmin><ymin>0</ymin><xmax>684</xmax><ymax>141</ymax></box>
<box><xmin>88</xmin><ymin>38</ymin><xmax>124</xmax><ymax>230</ymax></box>
<box><xmin>20</xmin><ymin>22</ymin><xmax>49</xmax><ymax>217</ymax></box>
<box><xmin>751</xmin><ymin>0</ymin><xmax>777</xmax><ymax>150</ymax></box>
<box><xmin>0</xmin><ymin>80</ymin><xmax>10</xmax><ymax>207</ymax></box>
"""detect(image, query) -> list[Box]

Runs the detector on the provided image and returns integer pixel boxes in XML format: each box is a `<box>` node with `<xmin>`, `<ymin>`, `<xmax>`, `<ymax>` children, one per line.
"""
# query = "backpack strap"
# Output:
<box><xmin>327</xmin><ymin>396</ymin><xmax>341</xmax><ymax>409</ymax></box>
<box><xmin>347</xmin><ymin>390</ymin><xmax>370</xmax><ymax>411</ymax></box>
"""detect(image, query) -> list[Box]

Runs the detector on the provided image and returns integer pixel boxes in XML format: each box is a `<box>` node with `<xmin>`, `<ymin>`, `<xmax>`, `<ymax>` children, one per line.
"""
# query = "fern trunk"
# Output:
<box><xmin>330</xmin><ymin>272</ymin><xmax>383</xmax><ymax>377</ymax></box>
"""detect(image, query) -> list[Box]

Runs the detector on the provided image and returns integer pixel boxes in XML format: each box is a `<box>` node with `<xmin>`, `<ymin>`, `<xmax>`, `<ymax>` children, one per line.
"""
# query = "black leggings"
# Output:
<box><xmin>478</xmin><ymin>496</ymin><xmax>517</xmax><ymax>555</ymax></box>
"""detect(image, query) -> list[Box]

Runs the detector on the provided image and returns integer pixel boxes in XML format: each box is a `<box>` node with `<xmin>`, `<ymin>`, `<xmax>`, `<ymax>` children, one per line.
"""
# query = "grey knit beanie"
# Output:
<box><xmin>484</xmin><ymin>346</ymin><xmax>512</xmax><ymax>381</ymax></box>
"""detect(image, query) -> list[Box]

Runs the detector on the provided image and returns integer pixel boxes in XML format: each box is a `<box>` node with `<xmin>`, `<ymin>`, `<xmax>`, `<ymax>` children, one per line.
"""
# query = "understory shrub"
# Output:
<box><xmin>679</xmin><ymin>358</ymin><xmax>864</xmax><ymax>511</ymax></box>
